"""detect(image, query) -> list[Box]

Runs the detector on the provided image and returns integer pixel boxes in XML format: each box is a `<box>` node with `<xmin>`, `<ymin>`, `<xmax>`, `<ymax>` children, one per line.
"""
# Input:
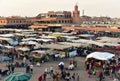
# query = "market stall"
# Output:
<box><xmin>86</xmin><ymin>52</ymin><xmax>115</xmax><ymax>61</ymax></box>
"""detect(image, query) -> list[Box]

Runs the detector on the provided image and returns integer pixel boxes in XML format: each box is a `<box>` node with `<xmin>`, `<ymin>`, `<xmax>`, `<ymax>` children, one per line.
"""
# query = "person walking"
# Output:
<box><xmin>23</xmin><ymin>56</ymin><xmax>26</xmax><ymax>64</ymax></box>
<box><xmin>0</xmin><ymin>69</ymin><xmax>2</xmax><ymax>80</ymax></box>
<box><xmin>69</xmin><ymin>59</ymin><xmax>72</xmax><ymax>65</ymax></box>
<box><xmin>76</xmin><ymin>73</ymin><xmax>80</xmax><ymax>81</ymax></box>
<box><xmin>61</xmin><ymin>70</ymin><xmax>66</xmax><ymax>80</ymax></box>
<box><xmin>87</xmin><ymin>70</ymin><xmax>92</xmax><ymax>78</ymax></box>
<box><xmin>98</xmin><ymin>70</ymin><xmax>103</xmax><ymax>81</ymax></box>
<box><xmin>11</xmin><ymin>63</ymin><xmax>15</xmax><ymax>73</ymax></box>
<box><xmin>85</xmin><ymin>61</ymin><xmax>89</xmax><ymax>70</ymax></box>
<box><xmin>52</xmin><ymin>72</ymin><xmax>56</xmax><ymax>81</ymax></box>
<box><xmin>30</xmin><ymin>64</ymin><xmax>33</xmax><ymax>74</ymax></box>
<box><xmin>72</xmin><ymin>73</ymin><xmax>76</xmax><ymax>81</ymax></box>
<box><xmin>38</xmin><ymin>75</ymin><xmax>43</xmax><ymax>81</ymax></box>
<box><xmin>66</xmin><ymin>71</ymin><xmax>71</xmax><ymax>81</ymax></box>
<box><xmin>46</xmin><ymin>68</ymin><xmax>51</xmax><ymax>79</ymax></box>
<box><xmin>26</xmin><ymin>64</ymin><xmax>30</xmax><ymax>73</ymax></box>
<box><xmin>43</xmin><ymin>72</ymin><xmax>47</xmax><ymax>81</ymax></box>
<box><xmin>92</xmin><ymin>69</ymin><xmax>97</xmax><ymax>77</ymax></box>
<box><xmin>50</xmin><ymin>65</ymin><xmax>54</xmax><ymax>74</ymax></box>
<box><xmin>7</xmin><ymin>63</ymin><xmax>11</xmax><ymax>74</ymax></box>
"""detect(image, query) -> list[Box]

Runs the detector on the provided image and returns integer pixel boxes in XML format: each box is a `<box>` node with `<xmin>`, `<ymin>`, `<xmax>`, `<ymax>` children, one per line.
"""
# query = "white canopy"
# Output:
<box><xmin>4</xmin><ymin>46</ymin><xmax>14</xmax><ymax>49</ymax></box>
<box><xmin>27</xmin><ymin>41</ymin><xmax>38</xmax><ymax>45</ymax></box>
<box><xmin>86</xmin><ymin>52</ymin><xmax>115</xmax><ymax>60</ymax></box>
<box><xmin>20</xmin><ymin>41</ymin><xmax>38</xmax><ymax>45</ymax></box>
<box><xmin>0</xmin><ymin>34</ymin><xmax>15</xmax><ymax>37</ymax></box>
<box><xmin>16</xmin><ymin>47</ymin><xmax>30</xmax><ymax>52</ymax></box>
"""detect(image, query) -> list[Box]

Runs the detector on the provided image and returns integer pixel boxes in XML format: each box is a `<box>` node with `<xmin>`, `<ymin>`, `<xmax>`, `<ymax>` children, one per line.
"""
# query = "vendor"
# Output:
<box><xmin>68</xmin><ymin>64</ymin><xmax>74</xmax><ymax>70</ymax></box>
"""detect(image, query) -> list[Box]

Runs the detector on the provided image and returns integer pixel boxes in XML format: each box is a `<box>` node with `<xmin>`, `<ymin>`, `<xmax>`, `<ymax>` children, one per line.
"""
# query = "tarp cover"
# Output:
<box><xmin>86</xmin><ymin>52</ymin><xmax>115</xmax><ymax>60</ymax></box>
<box><xmin>0</xmin><ymin>56</ymin><xmax>12</xmax><ymax>62</ymax></box>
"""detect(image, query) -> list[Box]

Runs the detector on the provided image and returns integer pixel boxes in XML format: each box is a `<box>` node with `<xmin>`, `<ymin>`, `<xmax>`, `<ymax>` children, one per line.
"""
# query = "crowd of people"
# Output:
<box><xmin>0</xmin><ymin>54</ymin><xmax>79</xmax><ymax>81</ymax></box>
<box><xmin>38</xmin><ymin>60</ymin><xmax>79</xmax><ymax>81</ymax></box>
<box><xmin>1</xmin><ymin>50</ymin><xmax>120</xmax><ymax>81</ymax></box>
<box><xmin>85</xmin><ymin>56</ymin><xmax>120</xmax><ymax>81</ymax></box>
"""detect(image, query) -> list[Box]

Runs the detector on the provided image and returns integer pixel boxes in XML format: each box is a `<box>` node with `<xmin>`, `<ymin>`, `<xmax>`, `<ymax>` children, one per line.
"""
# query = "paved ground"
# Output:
<box><xmin>0</xmin><ymin>57</ymin><xmax>114</xmax><ymax>81</ymax></box>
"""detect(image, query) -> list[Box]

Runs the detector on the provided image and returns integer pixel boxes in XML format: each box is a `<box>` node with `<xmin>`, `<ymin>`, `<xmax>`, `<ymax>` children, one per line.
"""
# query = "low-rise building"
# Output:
<box><xmin>30</xmin><ymin>11</ymin><xmax>73</xmax><ymax>31</ymax></box>
<box><xmin>36</xmin><ymin>11</ymin><xmax>72</xmax><ymax>25</ymax></box>
<box><xmin>0</xmin><ymin>16</ymin><xmax>33</xmax><ymax>28</ymax></box>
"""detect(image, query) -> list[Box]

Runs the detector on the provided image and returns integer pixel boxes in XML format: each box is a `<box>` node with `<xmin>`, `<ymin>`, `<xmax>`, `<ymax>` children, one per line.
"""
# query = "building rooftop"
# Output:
<box><xmin>40</xmin><ymin>18</ymin><xmax>57</xmax><ymax>21</ymax></box>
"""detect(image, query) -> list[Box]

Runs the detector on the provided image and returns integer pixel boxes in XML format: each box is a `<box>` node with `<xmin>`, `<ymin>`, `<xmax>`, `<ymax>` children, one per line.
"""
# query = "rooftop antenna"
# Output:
<box><xmin>82</xmin><ymin>10</ymin><xmax>84</xmax><ymax>16</ymax></box>
<box><xmin>74</xmin><ymin>0</ymin><xmax>78</xmax><ymax>5</ymax></box>
<box><xmin>76</xmin><ymin>1</ymin><xmax>78</xmax><ymax>5</ymax></box>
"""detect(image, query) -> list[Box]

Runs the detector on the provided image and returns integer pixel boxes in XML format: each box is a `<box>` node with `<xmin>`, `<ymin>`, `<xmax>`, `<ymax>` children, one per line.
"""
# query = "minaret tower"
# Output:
<box><xmin>72</xmin><ymin>4</ymin><xmax>80</xmax><ymax>24</ymax></box>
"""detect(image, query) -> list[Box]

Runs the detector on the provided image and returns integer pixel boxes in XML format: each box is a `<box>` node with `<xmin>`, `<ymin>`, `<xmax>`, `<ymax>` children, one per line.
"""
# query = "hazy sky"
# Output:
<box><xmin>0</xmin><ymin>0</ymin><xmax>120</xmax><ymax>18</ymax></box>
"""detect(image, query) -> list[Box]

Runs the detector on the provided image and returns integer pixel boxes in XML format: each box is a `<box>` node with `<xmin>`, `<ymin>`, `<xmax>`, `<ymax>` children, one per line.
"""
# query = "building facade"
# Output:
<box><xmin>0</xmin><ymin>16</ymin><xmax>33</xmax><ymax>28</ymax></box>
<box><xmin>35</xmin><ymin>11</ymin><xmax>72</xmax><ymax>25</ymax></box>
<box><xmin>30</xmin><ymin>11</ymin><xmax>73</xmax><ymax>32</ymax></box>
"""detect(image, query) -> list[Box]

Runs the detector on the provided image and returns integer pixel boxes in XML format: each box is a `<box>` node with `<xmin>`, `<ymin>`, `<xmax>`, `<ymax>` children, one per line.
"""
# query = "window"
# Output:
<box><xmin>3</xmin><ymin>21</ymin><xmax>6</xmax><ymax>23</ymax></box>
<box><xmin>65</xmin><ymin>20</ymin><xmax>66</xmax><ymax>23</ymax></box>
<box><xmin>7</xmin><ymin>21</ymin><xmax>9</xmax><ymax>23</ymax></box>
<box><xmin>59</xmin><ymin>20</ymin><xmax>61</xmax><ymax>23</ymax></box>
